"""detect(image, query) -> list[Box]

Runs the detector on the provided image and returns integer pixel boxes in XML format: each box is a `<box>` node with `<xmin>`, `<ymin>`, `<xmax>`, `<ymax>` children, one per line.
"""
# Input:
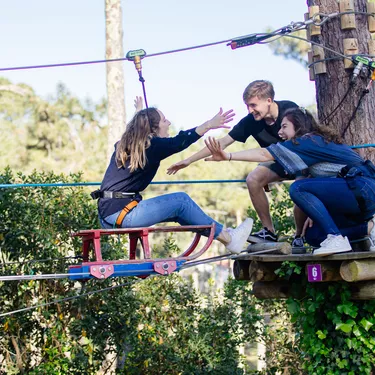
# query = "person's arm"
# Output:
<box><xmin>134</xmin><ymin>96</ymin><xmax>143</xmax><ymax>113</ymax></box>
<box><xmin>204</xmin><ymin>136</ymin><xmax>274</xmax><ymax>163</ymax></box>
<box><xmin>167</xmin><ymin>134</ymin><xmax>235</xmax><ymax>175</ymax></box>
<box><xmin>154</xmin><ymin>108</ymin><xmax>235</xmax><ymax>162</ymax></box>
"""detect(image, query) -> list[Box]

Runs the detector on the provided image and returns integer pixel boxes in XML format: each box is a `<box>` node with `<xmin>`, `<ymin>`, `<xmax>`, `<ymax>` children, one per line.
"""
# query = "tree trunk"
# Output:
<box><xmin>307</xmin><ymin>0</ymin><xmax>375</xmax><ymax>160</ymax></box>
<box><xmin>105</xmin><ymin>0</ymin><xmax>126</xmax><ymax>161</ymax></box>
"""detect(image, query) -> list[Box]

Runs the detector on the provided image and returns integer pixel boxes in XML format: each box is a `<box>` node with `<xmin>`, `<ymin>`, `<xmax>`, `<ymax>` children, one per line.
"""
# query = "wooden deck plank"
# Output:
<box><xmin>237</xmin><ymin>251</ymin><xmax>375</xmax><ymax>262</ymax></box>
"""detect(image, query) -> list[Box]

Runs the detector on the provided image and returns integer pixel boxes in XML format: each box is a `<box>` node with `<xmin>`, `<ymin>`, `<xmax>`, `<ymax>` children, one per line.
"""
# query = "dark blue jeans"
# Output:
<box><xmin>289</xmin><ymin>177</ymin><xmax>375</xmax><ymax>246</ymax></box>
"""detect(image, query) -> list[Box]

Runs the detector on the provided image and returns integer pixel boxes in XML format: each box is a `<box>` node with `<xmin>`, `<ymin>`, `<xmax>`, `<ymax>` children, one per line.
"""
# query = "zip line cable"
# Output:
<box><xmin>0</xmin><ymin>11</ymin><xmax>372</xmax><ymax>73</ymax></box>
<box><xmin>0</xmin><ymin>279</ymin><xmax>140</xmax><ymax>318</ymax></box>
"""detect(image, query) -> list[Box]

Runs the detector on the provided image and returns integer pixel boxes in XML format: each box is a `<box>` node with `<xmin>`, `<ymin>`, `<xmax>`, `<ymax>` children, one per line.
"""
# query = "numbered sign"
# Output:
<box><xmin>307</xmin><ymin>264</ymin><xmax>322</xmax><ymax>282</ymax></box>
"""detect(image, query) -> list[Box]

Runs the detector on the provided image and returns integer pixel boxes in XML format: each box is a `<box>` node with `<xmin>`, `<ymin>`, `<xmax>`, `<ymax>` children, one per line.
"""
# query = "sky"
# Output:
<box><xmin>0</xmin><ymin>0</ymin><xmax>316</xmax><ymax>131</ymax></box>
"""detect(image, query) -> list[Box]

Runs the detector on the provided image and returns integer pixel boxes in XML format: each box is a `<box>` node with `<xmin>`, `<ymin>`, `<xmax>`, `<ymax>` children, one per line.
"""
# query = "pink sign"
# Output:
<box><xmin>307</xmin><ymin>264</ymin><xmax>322</xmax><ymax>282</ymax></box>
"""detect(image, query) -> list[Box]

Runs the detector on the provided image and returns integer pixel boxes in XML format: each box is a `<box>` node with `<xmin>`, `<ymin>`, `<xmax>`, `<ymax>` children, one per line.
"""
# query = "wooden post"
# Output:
<box><xmin>233</xmin><ymin>260</ymin><xmax>251</xmax><ymax>280</ymax></box>
<box><xmin>312</xmin><ymin>45</ymin><xmax>327</xmax><ymax>74</ymax></box>
<box><xmin>339</xmin><ymin>0</ymin><xmax>356</xmax><ymax>30</ymax></box>
<box><xmin>309</xmin><ymin>5</ymin><xmax>321</xmax><ymax>36</ymax></box>
<box><xmin>248</xmin><ymin>261</ymin><xmax>282</xmax><ymax>282</ymax></box>
<box><xmin>252</xmin><ymin>281</ymin><xmax>304</xmax><ymax>299</ymax></box>
<box><xmin>349</xmin><ymin>281</ymin><xmax>375</xmax><ymax>299</ymax></box>
<box><xmin>368</xmin><ymin>1</ymin><xmax>375</xmax><ymax>33</ymax></box>
<box><xmin>246</xmin><ymin>242</ymin><xmax>291</xmax><ymax>255</ymax></box>
<box><xmin>369</xmin><ymin>39</ymin><xmax>375</xmax><ymax>58</ymax></box>
<box><xmin>340</xmin><ymin>259</ymin><xmax>375</xmax><ymax>281</ymax></box>
<box><xmin>308</xmin><ymin>50</ymin><xmax>316</xmax><ymax>81</ymax></box>
<box><xmin>343</xmin><ymin>38</ymin><xmax>359</xmax><ymax>69</ymax></box>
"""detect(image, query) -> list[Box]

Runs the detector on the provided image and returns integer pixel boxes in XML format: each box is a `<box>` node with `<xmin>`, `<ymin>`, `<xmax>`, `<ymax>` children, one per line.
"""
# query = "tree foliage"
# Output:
<box><xmin>0</xmin><ymin>78</ymin><xmax>108</xmax><ymax>181</ymax></box>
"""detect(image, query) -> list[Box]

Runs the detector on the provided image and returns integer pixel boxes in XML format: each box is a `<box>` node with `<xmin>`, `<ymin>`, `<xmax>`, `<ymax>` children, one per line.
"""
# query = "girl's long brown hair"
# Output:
<box><xmin>283</xmin><ymin>108</ymin><xmax>343</xmax><ymax>144</ymax></box>
<box><xmin>115</xmin><ymin>108</ymin><xmax>161</xmax><ymax>172</ymax></box>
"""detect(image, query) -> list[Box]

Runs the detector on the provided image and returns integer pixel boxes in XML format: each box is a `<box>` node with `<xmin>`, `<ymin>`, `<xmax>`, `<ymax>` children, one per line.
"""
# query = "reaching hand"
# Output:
<box><xmin>204</xmin><ymin>137</ymin><xmax>229</xmax><ymax>162</ymax></box>
<box><xmin>167</xmin><ymin>159</ymin><xmax>191</xmax><ymax>175</ymax></box>
<box><xmin>134</xmin><ymin>96</ymin><xmax>143</xmax><ymax>113</ymax></box>
<box><xmin>207</xmin><ymin>108</ymin><xmax>235</xmax><ymax>130</ymax></box>
<box><xmin>302</xmin><ymin>217</ymin><xmax>314</xmax><ymax>237</ymax></box>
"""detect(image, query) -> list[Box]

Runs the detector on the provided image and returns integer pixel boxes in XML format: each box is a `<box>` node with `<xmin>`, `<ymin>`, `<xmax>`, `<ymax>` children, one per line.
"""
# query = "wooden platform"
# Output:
<box><xmin>232</xmin><ymin>241</ymin><xmax>375</xmax><ymax>300</ymax></box>
<box><xmin>237</xmin><ymin>250</ymin><xmax>375</xmax><ymax>262</ymax></box>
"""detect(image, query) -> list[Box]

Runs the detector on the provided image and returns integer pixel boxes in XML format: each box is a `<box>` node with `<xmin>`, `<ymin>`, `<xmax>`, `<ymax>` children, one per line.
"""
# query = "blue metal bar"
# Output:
<box><xmin>0</xmin><ymin>180</ymin><xmax>246</xmax><ymax>189</ymax></box>
<box><xmin>1</xmin><ymin>143</ymin><xmax>374</xmax><ymax>189</ymax></box>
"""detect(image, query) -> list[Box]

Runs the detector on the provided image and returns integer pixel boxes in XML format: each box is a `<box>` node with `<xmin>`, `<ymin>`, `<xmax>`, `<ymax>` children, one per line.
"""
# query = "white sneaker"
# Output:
<box><xmin>368</xmin><ymin>217</ymin><xmax>375</xmax><ymax>251</ymax></box>
<box><xmin>226</xmin><ymin>218</ymin><xmax>254</xmax><ymax>254</ymax></box>
<box><xmin>313</xmin><ymin>234</ymin><xmax>352</xmax><ymax>256</ymax></box>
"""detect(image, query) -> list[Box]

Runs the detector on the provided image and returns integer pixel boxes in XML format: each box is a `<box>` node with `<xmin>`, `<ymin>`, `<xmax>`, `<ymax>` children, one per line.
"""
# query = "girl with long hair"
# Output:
<box><xmin>205</xmin><ymin>107</ymin><xmax>375</xmax><ymax>256</ymax></box>
<box><xmin>96</xmin><ymin>102</ymin><xmax>253</xmax><ymax>254</ymax></box>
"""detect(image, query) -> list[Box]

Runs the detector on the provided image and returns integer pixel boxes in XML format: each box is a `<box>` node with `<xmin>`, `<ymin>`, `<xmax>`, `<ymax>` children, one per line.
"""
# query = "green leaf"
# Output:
<box><xmin>360</xmin><ymin>318</ymin><xmax>373</xmax><ymax>331</ymax></box>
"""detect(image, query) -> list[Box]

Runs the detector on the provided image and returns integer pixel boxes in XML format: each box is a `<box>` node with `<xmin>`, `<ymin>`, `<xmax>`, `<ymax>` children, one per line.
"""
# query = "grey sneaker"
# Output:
<box><xmin>292</xmin><ymin>236</ymin><xmax>305</xmax><ymax>248</ymax></box>
<box><xmin>226</xmin><ymin>218</ymin><xmax>254</xmax><ymax>254</ymax></box>
<box><xmin>369</xmin><ymin>217</ymin><xmax>375</xmax><ymax>251</ymax></box>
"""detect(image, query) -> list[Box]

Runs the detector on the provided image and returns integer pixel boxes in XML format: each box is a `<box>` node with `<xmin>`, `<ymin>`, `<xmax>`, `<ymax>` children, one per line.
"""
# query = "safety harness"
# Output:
<box><xmin>91</xmin><ymin>190</ymin><xmax>141</xmax><ymax>228</ymax></box>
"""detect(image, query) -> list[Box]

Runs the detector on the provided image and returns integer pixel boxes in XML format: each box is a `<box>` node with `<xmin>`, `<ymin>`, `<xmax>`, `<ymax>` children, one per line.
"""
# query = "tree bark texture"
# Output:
<box><xmin>307</xmin><ymin>0</ymin><xmax>375</xmax><ymax>160</ymax></box>
<box><xmin>105</xmin><ymin>0</ymin><xmax>126</xmax><ymax>161</ymax></box>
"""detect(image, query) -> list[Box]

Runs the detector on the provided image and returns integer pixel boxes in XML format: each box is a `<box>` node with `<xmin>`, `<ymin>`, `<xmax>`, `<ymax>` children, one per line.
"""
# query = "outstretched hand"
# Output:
<box><xmin>167</xmin><ymin>159</ymin><xmax>191</xmax><ymax>175</ymax></box>
<box><xmin>134</xmin><ymin>96</ymin><xmax>143</xmax><ymax>113</ymax></box>
<box><xmin>204</xmin><ymin>137</ymin><xmax>229</xmax><ymax>162</ymax></box>
<box><xmin>208</xmin><ymin>108</ymin><xmax>235</xmax><ymax>130</ymax></box>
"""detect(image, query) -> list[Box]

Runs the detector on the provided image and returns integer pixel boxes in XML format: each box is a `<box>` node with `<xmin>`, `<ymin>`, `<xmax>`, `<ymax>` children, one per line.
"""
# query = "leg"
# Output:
<box><xmin>305</xmin><ymin>221</ymin><xmax>368</xmax><ymax>247</ymax></box>
<box><xmin>246</xmin><ymin>165</ymin><xmax>282</xmax><ymax>232</ymax></box>
<box><xmin>294</xmin><ymin>205</ymin><xmax>307</xmax><ymax>237</ymax></box>
<box><xmin>293</xmin><ymin>177</ymin><xmax>308</xmax><ymax>237</ymax></box>
<box><xmin>289</xmin><ymin>178</ymin><xmax>362</xmax><ymax>236</ymax></box>
<box><xmin>110</xmin><ymin>192</ymin><xmax>224</xmax><ymax>238</ymax></box>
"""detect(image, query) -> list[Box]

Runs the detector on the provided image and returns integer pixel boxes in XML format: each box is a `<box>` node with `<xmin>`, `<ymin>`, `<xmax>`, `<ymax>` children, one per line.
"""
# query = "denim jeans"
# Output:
<box><xmin>289</xmin><ymin>177</ymin><xmax>375</xmax><ymax>242</ymax></box>
<box><xmin>304</xmin><ymin>221</ymin><xmax>368</xmax><ymax>247</ymax></box>
<box><xmin>100</xmin><ymin>192</ymin><xmax>223</xmax><ymax>238</ymax></box>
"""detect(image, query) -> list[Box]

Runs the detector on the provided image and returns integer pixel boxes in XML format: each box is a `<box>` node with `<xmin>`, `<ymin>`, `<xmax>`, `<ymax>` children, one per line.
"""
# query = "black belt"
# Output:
<box><xmin>90</xmin><ymin>190</ymin><xmax>139</xmax><ymax>200</ymax></box>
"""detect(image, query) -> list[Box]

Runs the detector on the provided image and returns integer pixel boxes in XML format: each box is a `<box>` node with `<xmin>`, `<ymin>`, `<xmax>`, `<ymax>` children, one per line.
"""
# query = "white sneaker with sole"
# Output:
<box><xmin>313</xmin><ymin>234</ymin><xmax>352</xmax><ymax>256</ymax></box>
<box><xmin>368</xmin><ymin>217</ymin><xmax>375</xmax><ymax>251</ymax></box>
<box><xmin>226</xmin><ymin>218</ymin><xmax>254</xmax><ymax>254</ymax></box>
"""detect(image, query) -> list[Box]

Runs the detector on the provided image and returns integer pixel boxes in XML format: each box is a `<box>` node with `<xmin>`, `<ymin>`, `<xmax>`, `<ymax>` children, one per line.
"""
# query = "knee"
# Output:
<box><xmin>246</xmin><ymin>170</ymin><xmax>265</xmax><ymax>191</ymax></box>
<box><xmin>173</xmin><ymin>192</ymin><xmax>191</xmax><ymax>203</ymax></box>
<box><xmin>289</xmin><ymin>181</ymin><xmax>303</xmax><ymax>201</ymax></box>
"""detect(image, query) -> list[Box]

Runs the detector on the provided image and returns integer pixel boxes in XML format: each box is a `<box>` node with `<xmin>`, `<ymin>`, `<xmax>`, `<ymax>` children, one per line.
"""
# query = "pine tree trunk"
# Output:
<box><xmin>307</xmin><ymin>0</ymin><xmax>375</xmax><ymax>160</ymax></box>
<box><xmin>105</xmin><ymin>0</ymin><xmax>126</xmax><ymax>160</ymax></box>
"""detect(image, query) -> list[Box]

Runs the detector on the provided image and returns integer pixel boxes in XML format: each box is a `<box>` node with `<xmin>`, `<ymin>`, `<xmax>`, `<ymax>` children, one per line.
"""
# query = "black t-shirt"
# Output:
<box><xmin>99</xmin><ymin>128</ymin><xmax>201</xmax><ymax>218</ymax></box>
<box><xmin>228</xmin><ymin>100</ymin><xmax>298</xmax><ymax>147</ymax></box>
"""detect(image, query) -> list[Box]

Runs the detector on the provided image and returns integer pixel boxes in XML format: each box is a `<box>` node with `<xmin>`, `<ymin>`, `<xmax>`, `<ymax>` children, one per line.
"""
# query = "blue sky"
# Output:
<box><xmin>0</xmin><ymin>0</ymin><xmax>316</xmax><ymax>130</ymax></box>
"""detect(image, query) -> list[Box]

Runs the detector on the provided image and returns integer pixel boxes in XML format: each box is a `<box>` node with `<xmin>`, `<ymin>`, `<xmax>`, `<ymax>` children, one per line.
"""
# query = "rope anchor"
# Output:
<box><xmin>126</xmin><ymin>49</ymin><xmax>149</xmax><ymax>108</ymax></box>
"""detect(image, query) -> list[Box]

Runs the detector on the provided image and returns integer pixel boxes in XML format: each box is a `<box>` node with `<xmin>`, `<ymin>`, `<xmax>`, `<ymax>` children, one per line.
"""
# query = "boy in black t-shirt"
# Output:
<box><xmin>167</xmin><ymin>80</ymin><xmax>299</xmax><ymax>243</ymax></box>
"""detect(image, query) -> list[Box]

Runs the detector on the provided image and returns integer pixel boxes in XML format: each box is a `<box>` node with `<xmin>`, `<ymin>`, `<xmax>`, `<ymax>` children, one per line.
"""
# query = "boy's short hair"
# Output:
<box><xmin>243</xmin><ymin>80</ymin><xmax>275</xmax><ymax>102</ymax></box>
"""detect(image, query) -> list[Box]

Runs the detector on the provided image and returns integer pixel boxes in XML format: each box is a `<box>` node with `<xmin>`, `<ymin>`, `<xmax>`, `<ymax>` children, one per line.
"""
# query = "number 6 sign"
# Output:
<box><xmin>307</xmin><ymin>264</ymin><xmax>323</xmax><ymax>282</ymax></box>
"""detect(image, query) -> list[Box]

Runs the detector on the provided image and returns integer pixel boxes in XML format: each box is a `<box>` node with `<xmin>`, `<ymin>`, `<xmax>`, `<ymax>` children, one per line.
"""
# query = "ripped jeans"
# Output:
<box><xmin>100</xmin><ymin>192</ymin><xmax>223</xmax><ymax>238</ymax></box>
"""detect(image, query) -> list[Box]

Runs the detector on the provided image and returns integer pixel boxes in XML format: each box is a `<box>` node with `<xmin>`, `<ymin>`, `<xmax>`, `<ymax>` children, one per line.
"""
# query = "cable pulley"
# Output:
<box><xmin>126</xmin><ymin>49</ymin><xmax>149</xmax><ymax>108</ymax></box>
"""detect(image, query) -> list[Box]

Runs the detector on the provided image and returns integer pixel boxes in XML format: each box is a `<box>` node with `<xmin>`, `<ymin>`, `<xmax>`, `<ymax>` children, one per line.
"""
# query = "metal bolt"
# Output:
<box><xmin>99</xmin><ymin>266</ymin><xmax>106</xmax><ymax>274</ymax></box>
<box><xmin>93</xmin><ymin>267</ymin><xmax>97</xmax><ymax>271</ymax></box>
<box><xmin>100</xmin><ymin>275</ymin><xmax>105</xmax><ymax>279</ymax></box>
<box><xmin>108</xmin><ymin>267</ymin><xmax>112</xmax><ymax>271</ymax></box>
<box><xmin>156</xmin><ymin>264</ymin><xmax>160</xmax><ymax>268</ymax></box>
<box><xmin>163</xmin><ymin>263</ymin><xmax>169</xmax><ymax>270</ymax></box>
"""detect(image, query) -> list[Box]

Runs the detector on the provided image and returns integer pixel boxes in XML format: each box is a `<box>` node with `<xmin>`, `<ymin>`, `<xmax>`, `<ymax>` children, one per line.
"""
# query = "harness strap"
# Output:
<box><xmin>115</xmin><ymin>200</ymin><xmax>139</xmax><ymax>228</ymax></box>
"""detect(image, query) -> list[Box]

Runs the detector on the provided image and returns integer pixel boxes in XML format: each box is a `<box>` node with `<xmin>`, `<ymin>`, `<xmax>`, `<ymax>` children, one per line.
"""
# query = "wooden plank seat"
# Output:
<box><xmin>68</xmin><ymin>224</ymin><xmax>215</xmax><ymax>280</ymax></box>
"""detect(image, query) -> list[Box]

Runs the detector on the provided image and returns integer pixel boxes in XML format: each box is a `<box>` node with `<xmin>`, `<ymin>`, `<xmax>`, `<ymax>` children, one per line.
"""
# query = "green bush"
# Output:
<box><xmin>0</xmin><ymin>169</ymin><xmax>266</xmax><ymax>374</ymax></box>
